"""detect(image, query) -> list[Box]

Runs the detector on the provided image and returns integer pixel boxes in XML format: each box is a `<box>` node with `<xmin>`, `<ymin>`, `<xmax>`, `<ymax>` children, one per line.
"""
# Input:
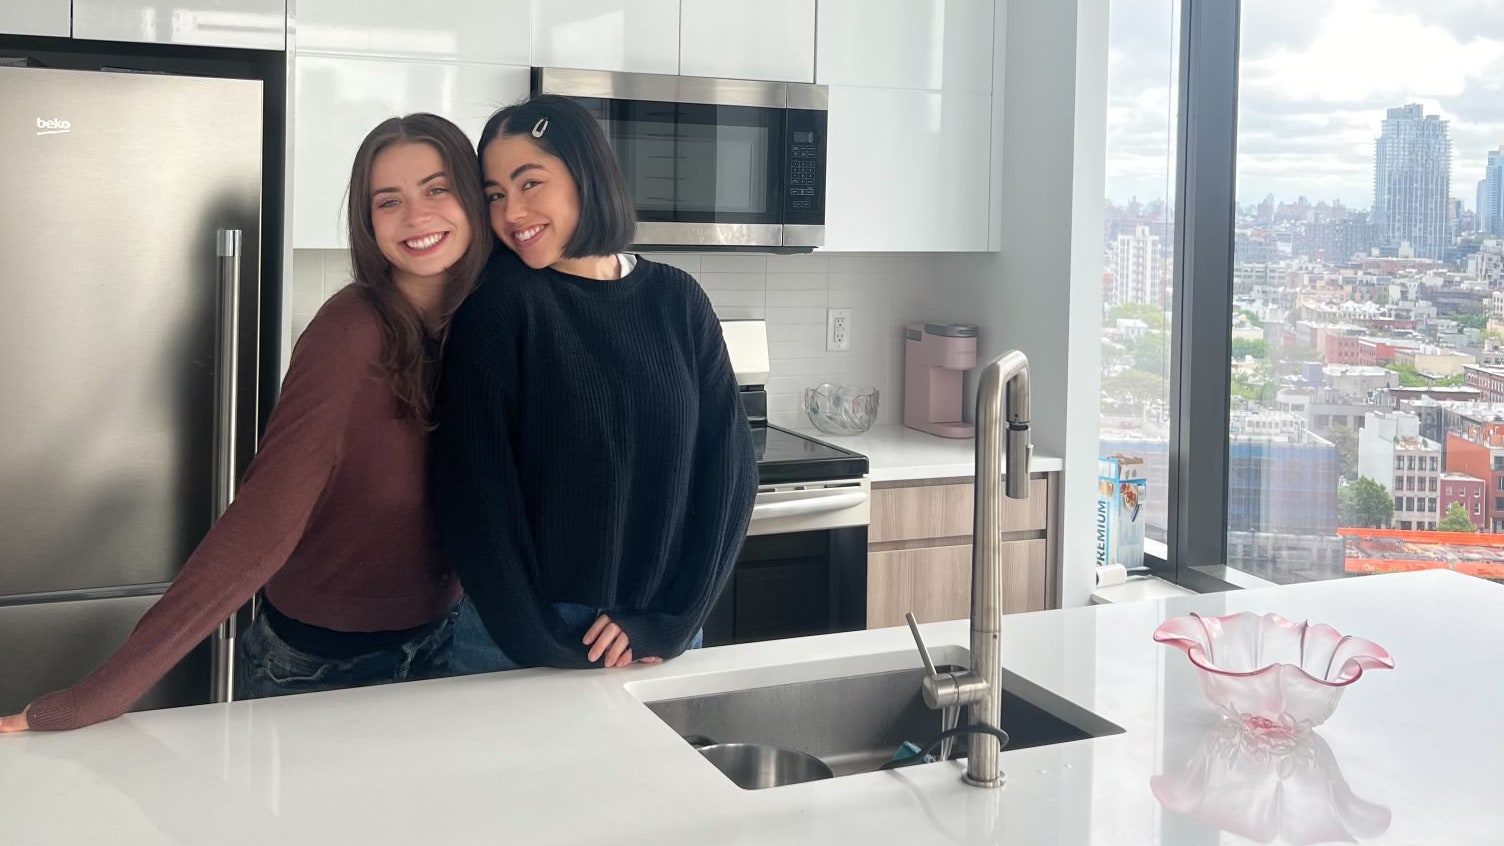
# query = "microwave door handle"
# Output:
<box><xmin>751</xmin><ymin>491</ymin><xmax>868</xmax><ymax>520</ymax></box>
<box><xmin>210</xmin><ymin>229</ymin><xmax>242</xmax><ymax>705</ymax></box>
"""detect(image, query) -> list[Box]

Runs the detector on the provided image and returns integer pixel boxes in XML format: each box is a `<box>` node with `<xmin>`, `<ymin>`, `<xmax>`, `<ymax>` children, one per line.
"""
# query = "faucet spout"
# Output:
<box><xmin>966</xmin><ymin>349</ymin><xmax>1031</xmax><ymax>787</ymax></box>
<box><xmin>902</xmin><ymin>350</ymin><xmax>1031</xmax><ymax>788</ymax></box>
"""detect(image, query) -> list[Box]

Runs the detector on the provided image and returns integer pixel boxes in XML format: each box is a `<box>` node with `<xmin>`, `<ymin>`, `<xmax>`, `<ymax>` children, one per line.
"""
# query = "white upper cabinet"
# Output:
<box><xmin>679</xmin><ymin>0</ymin><xmax>816</xmax><ymax>82</ymax></box>
<box><xmin>822</xmin><ymin>86</ymin><xmax>992</xmax><ymax>252</ymax></box>
<box><xmin>817</xmin><ymin>0</ymin><xmax>993</xmax><ymax>94</ymax></box>
<box><xmin>294</xmin><ymin>0</ymin><xmax>529</xmax><ymax>65</ymax></box>
<box><xmin>292</xmin><ymin>57</ymin><xmax>530</xmax><ymax>249</ymax></box>
<box><xmin>0</xmin><ymin>0</ymin><xmax>70</xmax><ymax>37</ymax></box>
<box><xmin>72</xmin><ymin>0</ymin><xmax>285</xmax><ymax>50</ymax></box>
<box><xmin>530</xmin><ymin>0</ymin><xmax>679</xmax><ymax>75</ymax></box>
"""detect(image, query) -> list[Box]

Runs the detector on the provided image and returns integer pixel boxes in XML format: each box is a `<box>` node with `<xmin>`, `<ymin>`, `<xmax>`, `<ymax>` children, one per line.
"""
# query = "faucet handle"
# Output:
<box><xmin>904</xmin><ymin>612</ymin><xmax>940</xmax><ymax>677</ymax></box>
<box><xmin>906</xmin><ymin>611</ymin><xmax>989</xmax><ymax>711</ymax></box>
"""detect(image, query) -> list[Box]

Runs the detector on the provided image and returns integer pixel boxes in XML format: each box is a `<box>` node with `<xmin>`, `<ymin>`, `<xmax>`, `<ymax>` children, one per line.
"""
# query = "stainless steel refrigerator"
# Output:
<box><xmin>0</xmin><ymin>64</ymin><xmax>264</xmax><ymax>716</ymax></box>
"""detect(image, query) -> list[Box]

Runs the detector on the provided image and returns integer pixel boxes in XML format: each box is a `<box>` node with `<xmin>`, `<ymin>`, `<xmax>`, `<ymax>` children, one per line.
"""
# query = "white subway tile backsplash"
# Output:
<box><xmin>705</xmin><ymin>290</ymin><xmax>768</xmax><ymax>311</ymax></box>
<box><xmin>323</xmin><ymin>250</ymin><xmax>352</xmax><ymax>296</ymax></box>
<box><xmin>701</xmin><ymin>253</ymin><xmax>767</xmax><ymax>273</ymax></box>
<box><xmin>292</xmin><ymin>252</ymin><xmax>327</xmax><ymax>314</ymax></box>
<box><xmin>765</xmin><ymin>288</ymin><xmax>827</xmax><ymax>308</ymax></box>
<box><xmin>765</xmin><ymin>252</ymin><xmax>830</xmax><ymax>274</ymax></box>
<box><xmin>767</xmin><ymin>374</ymin><xmax>815</xmax><ymax>396</ymax></box>
<box><xmin>764</xmin><ymin>306</ymin><xmax>827</xmax><ymax>326</ymax></box>
<box><xmin>291</xmin><ymin>247</ymin><xmax>961</xmax><ymax>430</ymax></box>
<box><xmin>291</xmin><ymin>312</ymin><xmax>316</xmax><ymax>345</ymax></box>
<box><xmin>764</xmin><ymin>273</ymin><xmax>827</xmax><ymax>292</ymax></box>
<box><xmin>765</xmin><ymin>357</ymin><xmax>833</xmax><ymax>376</ymax></box>
<box><xmin>825</xmin><ymin>273</ymin><xmax>883</xmax><ymax>292</ymax></box>
<box><xmin>766</xmin><ymin>322</ymin><xmax>825</xmax><ymax>344</ymax></box>
<box><xmin>698</xmin><ymin>272</ymin><xmax>768</xmax><ymax>293</ymax></box>
<box><xmin>768</xmin><ymin>336</ymin><xmax>828</xmax><ymax>359</ymax></box>
<box><xmin>639</xmin><ymin>252</ymin><xmax>701</xmax><ymax>274</ymax></box>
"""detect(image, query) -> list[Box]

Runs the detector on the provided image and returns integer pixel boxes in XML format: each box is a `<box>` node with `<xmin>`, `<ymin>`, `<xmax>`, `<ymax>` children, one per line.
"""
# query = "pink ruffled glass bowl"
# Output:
<box><xmin>1153</xmin><ymin>612</ymin><xmax>1394</xmax><ymax>731</ymax></box>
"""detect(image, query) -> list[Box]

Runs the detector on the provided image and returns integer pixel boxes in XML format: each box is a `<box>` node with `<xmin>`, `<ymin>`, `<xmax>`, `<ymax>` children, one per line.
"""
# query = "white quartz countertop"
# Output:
<box><xmin>3</xmin><ymin>570</ymin><xmax>1500</xmax><ymax>845</ymax></box>
<box><xmin>783</xmin><ymin>422</ymin><xmax>1065</xmax><ymax>482</ymax></box>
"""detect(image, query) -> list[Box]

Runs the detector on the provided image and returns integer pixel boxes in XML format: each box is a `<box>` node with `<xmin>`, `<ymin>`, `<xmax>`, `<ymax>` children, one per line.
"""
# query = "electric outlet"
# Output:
<box><xmin>827</xmin><ymin>308</ymin><xmax>852</xmax><ymax>351</ymax></box>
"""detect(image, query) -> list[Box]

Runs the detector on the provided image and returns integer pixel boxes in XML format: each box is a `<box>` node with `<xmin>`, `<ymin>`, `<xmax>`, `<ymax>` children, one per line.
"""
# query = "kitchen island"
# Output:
<box><xmin>2</xmin><ymin>570</ymin><xmax>1499</xmax><ymax>845</ymax></box>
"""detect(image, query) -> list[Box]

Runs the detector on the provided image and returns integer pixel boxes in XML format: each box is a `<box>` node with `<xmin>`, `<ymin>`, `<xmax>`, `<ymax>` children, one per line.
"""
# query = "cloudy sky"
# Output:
<box><xmin>1106</xmin><ymin>0</ymin><xmax>1504</xmax><ymax>211</ymax></box>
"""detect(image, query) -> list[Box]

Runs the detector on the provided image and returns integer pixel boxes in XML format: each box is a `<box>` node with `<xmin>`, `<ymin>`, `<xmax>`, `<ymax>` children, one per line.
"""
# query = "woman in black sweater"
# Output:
<box><xmin>432</xmin><ymin>96</ymin><xmax>757</xmax><ymax>669</ymax></box>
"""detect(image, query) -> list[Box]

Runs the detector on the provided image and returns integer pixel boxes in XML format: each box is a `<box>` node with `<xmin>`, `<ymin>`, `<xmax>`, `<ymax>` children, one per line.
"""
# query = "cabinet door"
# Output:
<box><xmin>530</xmin><ymin>0</ymin><xmax>679</xmax><ymax>75</ymax></box>
<box><xmin>679</xmin><ymin>0</ymin><xmax>816</xmax><ymax>83</ymax></box>
<box><xmin>292</xmin><ymin>57</ymin><xmax>530</xmax><ymax>249</ymax></box>
<box><xmin>295</xmin><ymin>0</ymin><xmax>529</xmax><ymax>65</ymax></box>
<box><xmin>73</xmin><ymin>0</ymin><xmax>285</xmax><ymax>50</ymax></box>
<box><xmin>867</xmin><ymin>544</ymin><xmax>971</xmax><ymax>629</ymax></box>
<box><xmin>867</xmin><ymin>539</ymin><xmax>1045</xmax><ymax>629</ymax></box>
<box><xmin>822</xmin><ymin>86</ymin><xmax>991</xmax><ymax>252</ymax></box>
<box><xmin>0</xmin><ymin>0</ymin><xmax>69</xmax><ymax>37</ymax></box>
<box><xmin>817</xmin><ymin>0</ymin><xmax>993</xmax><ymax>93</ymax></box>
<box><xmin>870</xmin><ymin>478</ymin><xmax>1048</xmax><ymax>543</ymax></box>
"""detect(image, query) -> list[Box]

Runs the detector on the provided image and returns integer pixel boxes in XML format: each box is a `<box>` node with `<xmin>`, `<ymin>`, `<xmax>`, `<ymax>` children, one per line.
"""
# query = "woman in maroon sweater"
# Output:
<box><xmin>1</xmin><ymin>113</ymin><xmax>491</xmax><ymax>732</ymax></box>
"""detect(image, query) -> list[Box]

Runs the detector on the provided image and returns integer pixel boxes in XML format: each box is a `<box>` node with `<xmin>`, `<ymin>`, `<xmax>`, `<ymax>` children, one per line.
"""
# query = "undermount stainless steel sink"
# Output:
<box><xmin>641</xmin><ymin>658</ymin><xmax>1124</xmax><ymax>786</ymax></box>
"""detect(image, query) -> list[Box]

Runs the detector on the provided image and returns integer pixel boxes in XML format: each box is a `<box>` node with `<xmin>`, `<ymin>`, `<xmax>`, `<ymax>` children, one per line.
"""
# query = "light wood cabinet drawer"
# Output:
<box><xmin>866</xmin><ymin>539</ymin><xmax>1047</xmax><ymax>629</ymax></box>
<box><xmin>869</xmin><ymin>478</ymin><xmax>1048</xmax><ymax>543</ymax></box>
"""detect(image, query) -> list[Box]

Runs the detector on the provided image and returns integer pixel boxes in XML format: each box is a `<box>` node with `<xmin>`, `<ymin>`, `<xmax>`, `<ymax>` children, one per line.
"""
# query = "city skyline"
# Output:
<box><xmin>1106</xmin><ymin>0</ymin><xmax>1504</xmax><ymax>209</ymax></box>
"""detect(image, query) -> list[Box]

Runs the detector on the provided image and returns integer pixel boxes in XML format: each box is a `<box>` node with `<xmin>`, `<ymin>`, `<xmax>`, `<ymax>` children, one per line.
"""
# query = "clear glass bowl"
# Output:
<box><xmin>803</xmin><ymin>383</ymin><xmax>878</xmax><ymax>435</ymax></box>
<box><xmin>1152</xmin><ymin>612</ymin><xmax>1393</xmax><ymax>731</ymax></box>
<box><xmin>1151</xmin><ymin>716</ymin><xmax>1391</xmax><ymax>843</ymax></box>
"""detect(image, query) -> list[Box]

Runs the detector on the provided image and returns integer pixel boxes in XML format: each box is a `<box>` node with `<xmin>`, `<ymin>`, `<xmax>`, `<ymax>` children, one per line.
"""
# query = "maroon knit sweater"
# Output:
<box><xmin>26</xmin><ymin>287</ymin><xmax>460</xmax><ymax>731</ymax></box>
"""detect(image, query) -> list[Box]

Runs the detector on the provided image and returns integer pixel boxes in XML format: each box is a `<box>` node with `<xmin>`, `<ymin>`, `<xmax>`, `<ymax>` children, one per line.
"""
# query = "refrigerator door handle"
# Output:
<box><xmin>210</xmin><ymin>229</ymin><xmax>242</xmax><ymax>704</ymax></box>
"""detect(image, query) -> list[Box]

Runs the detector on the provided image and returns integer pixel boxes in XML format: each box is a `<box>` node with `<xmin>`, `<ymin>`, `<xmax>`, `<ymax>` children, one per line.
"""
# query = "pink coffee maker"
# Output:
<box><xmin>904</xmin><ymin>322</ymin><xmax>979</xmax><ymax>438</ymax></box>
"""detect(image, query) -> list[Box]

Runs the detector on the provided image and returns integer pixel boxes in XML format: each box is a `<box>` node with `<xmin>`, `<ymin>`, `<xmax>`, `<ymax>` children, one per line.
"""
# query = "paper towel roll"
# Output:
<box><xmin>1095</xmin><ymin>563</ymin><xmax>1128</xmax><ymax>588</ymax></box>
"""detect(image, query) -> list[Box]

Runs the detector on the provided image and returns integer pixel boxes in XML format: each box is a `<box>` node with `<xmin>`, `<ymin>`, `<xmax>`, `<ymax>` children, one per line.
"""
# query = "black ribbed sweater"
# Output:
<box><xmin>431</xmin><ymin>251</ymin><xmax>757</xmax><ymax>665</ymax></box>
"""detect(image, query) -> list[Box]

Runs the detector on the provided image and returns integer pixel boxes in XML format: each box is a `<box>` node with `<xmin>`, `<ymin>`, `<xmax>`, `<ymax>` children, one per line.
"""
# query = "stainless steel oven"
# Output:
<box><xmin>532</xmin><ymin>67</ymin><xmax>828</xmax><ymax>251</ymax></box>
<box><xmin>704</xmin><ymin>321</ymin><xmax>869</xmax><ymax>646</ymax></box>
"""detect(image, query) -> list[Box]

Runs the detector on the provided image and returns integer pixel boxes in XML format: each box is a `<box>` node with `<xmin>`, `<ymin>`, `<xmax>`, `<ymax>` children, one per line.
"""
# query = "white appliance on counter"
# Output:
<box><xmin>706</xmin><ymin>320</ymin><xmax>869</xmax><ymax>646</ymax></box>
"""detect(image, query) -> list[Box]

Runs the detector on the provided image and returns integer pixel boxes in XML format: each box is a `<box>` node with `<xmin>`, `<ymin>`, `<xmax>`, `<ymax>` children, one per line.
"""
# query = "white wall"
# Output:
<box><xmin>936</xmin><ymin>0</ymin><xmax>1109</xmax><ymax>609</ymax></box>
<box><xmin>289</xmin><ymin>249</ymin><xmax>962</xmax><ymax>429</ymax></box>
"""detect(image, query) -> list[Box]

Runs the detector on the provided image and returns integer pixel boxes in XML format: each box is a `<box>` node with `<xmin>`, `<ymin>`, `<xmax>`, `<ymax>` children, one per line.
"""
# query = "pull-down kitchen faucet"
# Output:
<box><xmin>906</xmin><ymin>350</ymin><xmax>1030</xmax><ymax>788</ymax></box>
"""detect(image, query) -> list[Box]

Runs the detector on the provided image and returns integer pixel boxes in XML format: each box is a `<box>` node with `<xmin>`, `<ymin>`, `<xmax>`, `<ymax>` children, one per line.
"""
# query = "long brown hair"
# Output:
<box><xmin>345</xmin><ymin>113</ymin><xmax>490</xmax><ymax>428</ymax></box>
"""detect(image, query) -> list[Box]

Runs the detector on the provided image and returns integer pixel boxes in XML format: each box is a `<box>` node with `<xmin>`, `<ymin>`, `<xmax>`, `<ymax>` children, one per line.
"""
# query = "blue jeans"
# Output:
<box><xmin>448</xmin><ymin>598</ymin><xmax>704</xmax><ymax>674</ymax></box>
<box><xmin>234</xmin><ymin>601</ymin><xmax>462</xmax><ymax>699</ymax></box>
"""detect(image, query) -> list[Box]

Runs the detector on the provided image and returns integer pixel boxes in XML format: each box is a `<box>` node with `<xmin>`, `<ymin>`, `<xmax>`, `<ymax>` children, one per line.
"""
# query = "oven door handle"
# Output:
<box><xmin>751</xmin><ymin>491</ymin><xmax>869</xmax><ymax>520</ymax></box>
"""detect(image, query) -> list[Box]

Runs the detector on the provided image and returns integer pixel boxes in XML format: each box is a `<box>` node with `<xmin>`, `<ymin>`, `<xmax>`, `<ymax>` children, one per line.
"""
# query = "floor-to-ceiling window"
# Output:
<box><xmin>1226</xmin><ymin>0</ymin><xmax>1504</xmax><ymax>585</ymax></box>
<box><xmin>1116</xmin><ymin>0</ymin><xmax>1504</xmax><ymax>590</ymax></box>
<box><xmin>1099</xmin><ymin>0</ymin><xmax>1180</xmax><ymax>549</ymax></box>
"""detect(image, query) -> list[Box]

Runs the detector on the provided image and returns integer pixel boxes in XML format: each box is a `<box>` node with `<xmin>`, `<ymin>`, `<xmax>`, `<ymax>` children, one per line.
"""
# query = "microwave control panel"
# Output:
<box><xmin>784</xmin><ymin>109</ymin><xmax>827</xmax><ymax>225</ymax></box>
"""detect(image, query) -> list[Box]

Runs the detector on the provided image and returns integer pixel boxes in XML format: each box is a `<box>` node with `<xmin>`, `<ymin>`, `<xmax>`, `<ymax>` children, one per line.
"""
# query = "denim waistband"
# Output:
<box><xmin>259</xmin><ymin>593</ymin><xmax>451</xmax><ymax>660</ymax></box>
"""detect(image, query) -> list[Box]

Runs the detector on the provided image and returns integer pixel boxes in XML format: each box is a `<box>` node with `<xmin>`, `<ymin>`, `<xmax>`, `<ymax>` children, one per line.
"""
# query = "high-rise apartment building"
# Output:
<box><xmin>1480</xmin><ymin>149</ymin><xmax>1504</xmax><ymax>237</ymax></box>
<box><xmin>1373</xmin><ymin>105</ymin><xmax>1452</xmax><ymax>260</ymax></box>
<box><xmin>1111</xmin><ymin>225</ymin><xmax>1165</xmax><ymax>307</ymax></box>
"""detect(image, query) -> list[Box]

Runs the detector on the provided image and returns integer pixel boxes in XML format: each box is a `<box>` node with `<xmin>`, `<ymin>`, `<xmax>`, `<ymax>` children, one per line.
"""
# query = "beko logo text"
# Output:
<box><xmin>36</xmin><ymin>118</ymin><xmax>72</xmax><ymax>135</ymax></box>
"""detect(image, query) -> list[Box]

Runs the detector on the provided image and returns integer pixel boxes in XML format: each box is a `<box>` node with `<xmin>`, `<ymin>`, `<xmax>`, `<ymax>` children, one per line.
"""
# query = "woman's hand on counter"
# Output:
<box><xmin>582</xmin><ymin>614</ymin><xmax>662</xmax><ymax>667</ymax></box>
<box><xmin>583</xmin><ymin>614</ymin><xmax>633</xmax><ymax>667</ymax></box>
<box><xmin>0</xmin><ymin>709</ymin><xmax>29</xmax><ymax>733</ymax></box>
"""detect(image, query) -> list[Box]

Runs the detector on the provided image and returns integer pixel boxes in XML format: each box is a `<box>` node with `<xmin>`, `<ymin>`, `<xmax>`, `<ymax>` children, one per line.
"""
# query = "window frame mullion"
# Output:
<box><xmin>1164</xmin><ymin>0</ymin><xmax>1242</xmax><ymax>590</ymax></box>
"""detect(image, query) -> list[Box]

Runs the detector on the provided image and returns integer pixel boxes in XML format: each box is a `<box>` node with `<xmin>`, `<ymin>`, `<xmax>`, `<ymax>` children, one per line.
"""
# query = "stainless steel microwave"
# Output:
<box><xmin>532</xmin><ymin>67</ymin><xmax>828</xmax><ymax>251</ymax></box>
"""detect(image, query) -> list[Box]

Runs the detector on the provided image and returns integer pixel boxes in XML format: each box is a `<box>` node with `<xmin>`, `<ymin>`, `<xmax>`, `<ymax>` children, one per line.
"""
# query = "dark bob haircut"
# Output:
<box><xmin>477</xmin><ymin>94</ymin><xmax>637</xmax><ymax>258</ymax></box>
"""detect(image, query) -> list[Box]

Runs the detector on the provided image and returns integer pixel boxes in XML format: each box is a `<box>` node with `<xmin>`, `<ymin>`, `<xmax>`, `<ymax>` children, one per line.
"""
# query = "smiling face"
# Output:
<box><xmin>368</xmin><ymin>141</ymin><xmax>471</xmax><ymax>290</ymax></box>
<box><xmin>481</xmin><ymin>133</ymin><xmax>583</xmax><ymax>271</ymax></box>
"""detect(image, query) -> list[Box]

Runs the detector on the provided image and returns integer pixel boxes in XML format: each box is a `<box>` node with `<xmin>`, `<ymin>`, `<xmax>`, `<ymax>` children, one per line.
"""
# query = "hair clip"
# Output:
<box><xmin>531</xmin><ymin>118</ymin><xmax>549</xmax><ymax>138</ymax></box>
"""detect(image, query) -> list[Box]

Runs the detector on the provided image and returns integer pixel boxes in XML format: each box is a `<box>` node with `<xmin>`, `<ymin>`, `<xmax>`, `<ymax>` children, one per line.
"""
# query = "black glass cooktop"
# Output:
<box><xmin>753</xmin><ymin>424</ymin><xmax>868</xmax><ymax>485</ymax></box>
